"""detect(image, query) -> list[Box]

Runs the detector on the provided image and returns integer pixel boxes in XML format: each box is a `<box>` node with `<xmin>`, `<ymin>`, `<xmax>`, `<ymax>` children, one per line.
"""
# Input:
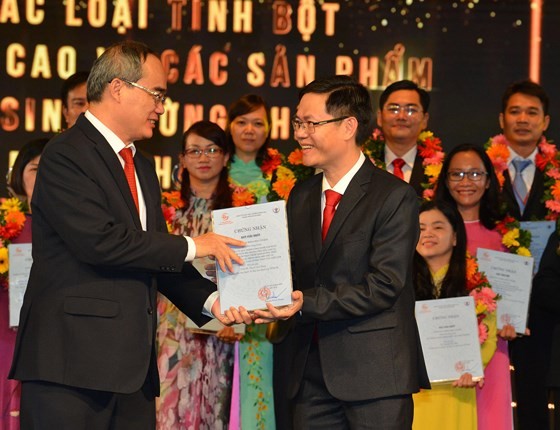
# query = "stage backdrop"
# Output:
<box><xmin>1</xmin><ymin>0</ymin><xmax>559</xmax><ymax>193</ymax></box>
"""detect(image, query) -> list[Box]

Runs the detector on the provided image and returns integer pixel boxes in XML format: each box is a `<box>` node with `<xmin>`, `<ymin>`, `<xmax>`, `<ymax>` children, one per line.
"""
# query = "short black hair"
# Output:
<box><xmin>9</xmin><ymin>138</ymin><xmax>49</xmax><ymax>198</ymax></box>
<box><xmin>61</xmin><ymin>71</ymin><xmax>89</xmax><ymax>107</ymax></box>
<box><xmin>379</xmin><ymin>80</ymin><xmax>430</xmax><ymax>113</ymax></box>
<box><xmin>299</xmin><ymin>75</ymin><xmax>375</xmax><ymax>145</ymax></box>
<box><xmin>501</xmin><ymin>80</ymin><xmax>549</xmax><ymax>115</ymax></box>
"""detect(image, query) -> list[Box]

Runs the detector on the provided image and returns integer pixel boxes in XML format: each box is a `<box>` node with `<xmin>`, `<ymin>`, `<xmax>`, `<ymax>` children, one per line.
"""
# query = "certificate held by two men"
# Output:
<box><xmin>212</xmin><ymin>201</ymin><xmax>293</xmax><ymax>313</ymax></box>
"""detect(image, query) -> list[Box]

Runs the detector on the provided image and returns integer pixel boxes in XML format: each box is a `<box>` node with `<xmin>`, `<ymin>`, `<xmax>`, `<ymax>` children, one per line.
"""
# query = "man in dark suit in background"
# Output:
<box><xmin>259</xmin><ymin>76</ymin><xmax>429</xmax><ymax>429</ymax></box>
<box><xmin>9</xmin><ymin>41</ymin><xmax>265</xmax><ymax>429</ymax></box>
<box><xmin>376</xmin><ymin>79</ymin><xmax>432</xmax><ymax>196</ymax></box>
<box><xmin>493</xmin><ymin>80</ymin><xmax>551</xmax><ymax>429</ymax></box>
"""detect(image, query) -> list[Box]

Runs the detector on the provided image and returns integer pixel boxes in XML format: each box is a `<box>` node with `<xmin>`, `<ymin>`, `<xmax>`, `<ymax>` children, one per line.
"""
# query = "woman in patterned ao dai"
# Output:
<box><xmin>156</xmin><ymin>121</ymin><xmax>239</xmax><ymax>430</ymax></box>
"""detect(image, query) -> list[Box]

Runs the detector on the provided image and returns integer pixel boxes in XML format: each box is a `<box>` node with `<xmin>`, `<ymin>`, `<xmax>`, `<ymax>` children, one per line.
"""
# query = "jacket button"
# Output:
<box><xmin>147</xmin><ymin>308</ymin><xmax>153</xmax><ymax>315</ymax></box>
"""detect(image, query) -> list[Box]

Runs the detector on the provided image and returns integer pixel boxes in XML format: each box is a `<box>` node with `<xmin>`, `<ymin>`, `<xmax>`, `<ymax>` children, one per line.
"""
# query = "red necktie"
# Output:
<box><xmin>119</xmin><ymin>147</ymin><xmax>139</xmax><ymax>212</ymax></box>
<box><xmin>392</xmin><ymin>158</ymin><xmax>406</xmax><ymax>180</ymax></box>
<box><xmin>322</xmin><ymin>190</ymin><xmax>342</xmax><ymax>241</ymax></box>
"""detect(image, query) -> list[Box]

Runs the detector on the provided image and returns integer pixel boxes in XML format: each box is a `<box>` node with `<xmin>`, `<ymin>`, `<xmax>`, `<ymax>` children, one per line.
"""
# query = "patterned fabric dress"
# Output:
<box><xmin>156</xmin><ymin>196</ymin><xmax>234</xmax><ymax>430</ymax></box>
<box><xmin>228</xmin><ymin>157</ymin><xmax>276</xmax><ymax>430</ymax></box>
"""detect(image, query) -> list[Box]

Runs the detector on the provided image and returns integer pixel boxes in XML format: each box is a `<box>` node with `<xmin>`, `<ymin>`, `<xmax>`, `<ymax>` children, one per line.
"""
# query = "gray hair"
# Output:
<box><xmin>87</xmin><ymin>41</ymin><xmax>156</xmax><ymax>103</ymax></box>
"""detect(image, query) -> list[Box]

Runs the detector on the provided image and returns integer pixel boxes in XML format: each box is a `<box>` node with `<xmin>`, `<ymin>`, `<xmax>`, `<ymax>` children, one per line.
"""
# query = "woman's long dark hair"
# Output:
<box><xmin>414</xmin><ymin>200</ymin><xmax>468</xmax><ymax>300</ymax></box>
<box><xmin>435</xmin><ymin>143</ymin><xmax>503</xmax><ymax>230</ymax></box>
<box><xmin>226</xmin><ymin>94</ymin><xmax>271</xmax><ymax>166</ymax></box>
<box><xmin>8</xmin><ymin>138</ymin><xmax>49</xmax><ymax>202</ymax></box>
<box><xmin>180</xmin><ymin>121</ymin><xmax>232</xmax><ymax>210</ymax></box>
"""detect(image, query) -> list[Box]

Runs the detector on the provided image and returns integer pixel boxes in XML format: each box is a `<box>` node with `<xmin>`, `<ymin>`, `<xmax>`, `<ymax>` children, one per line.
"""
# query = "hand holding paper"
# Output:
<box><xmin>211</xmin><ymin>298</ymin><xmax>253</xmax><ymax>326</ymax></box>
<box><xmin>252</xmin><ymin>291</ymin><xmax>304</xmax><ymax>324</ymax></box>
<box><xmin>193</xmin><ymin>232</ymin><xmax>246</xmax><ymax>273</ymax></box>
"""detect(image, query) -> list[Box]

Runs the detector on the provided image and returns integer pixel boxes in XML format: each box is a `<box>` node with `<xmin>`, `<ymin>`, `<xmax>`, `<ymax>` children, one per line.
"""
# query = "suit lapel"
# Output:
<box><xmin>319</xmin><ymin>162</ymin><xmax>371</xmax><ymax>262</ymax></box>
<box><xmin>79</xmin><ymin>118</ymin><xmax>143</xmax><ymax>229</ymax></box>
<box><xmin>409</xmin><ymin>155</ymin><xmax>425</xmax><ymax>197</ymax></box>
<box><xmin>308</xmin><ymin>177</ymin><xmax>323</xmax><ymax>261</ymax></box>
<box><xmin>135</xmin><ymin>152</ymin><xmax>159</xmax><ymax>232</ymax></box>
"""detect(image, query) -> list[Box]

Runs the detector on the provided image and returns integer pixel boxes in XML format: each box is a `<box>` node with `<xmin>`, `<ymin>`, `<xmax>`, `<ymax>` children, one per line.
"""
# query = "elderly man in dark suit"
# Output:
<box><xmin>258</xmin><ymin>76</ymin><xmax>429</xmax><ymax>429</ymax></box>
<box><xmin>9</xmin><ymin>41</ymin><xmax>302</xmax><ymax>430</ymax></box>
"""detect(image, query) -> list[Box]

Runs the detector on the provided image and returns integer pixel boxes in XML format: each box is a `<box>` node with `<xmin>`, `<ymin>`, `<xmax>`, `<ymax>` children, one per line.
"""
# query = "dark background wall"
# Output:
<box><xmin>1</xmin><ymin>0</ymin><xmax>559</xmax><ymax>192</ymax></box>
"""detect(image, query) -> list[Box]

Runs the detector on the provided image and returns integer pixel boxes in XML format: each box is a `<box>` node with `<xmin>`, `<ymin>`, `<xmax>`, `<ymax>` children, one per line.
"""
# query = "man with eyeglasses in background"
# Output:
<box><xmin>264</xmin><ymin>75</ymin><xmax>429</xmax><ymax>429</ymax></box>
<box><xmin>9</xmin><ymin>41</ymin><xmax>302</xmax><ymax>430</ymax></box>
<box><xmin>376</xmin><ymin>80</ymin><xmax>435</xmax><ymax>197</ymax></box>
<box><xmin>489</xmin><ymin>80</ymin><xmax>552</xmax><ymax>430</ymax></box>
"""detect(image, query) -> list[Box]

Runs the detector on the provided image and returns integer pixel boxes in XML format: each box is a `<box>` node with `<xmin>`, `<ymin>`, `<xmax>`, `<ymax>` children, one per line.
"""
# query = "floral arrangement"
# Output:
<box><xmin>486</xmin><ymin>134</ymin><xmax>560</xmax><ymax>230</ymax></box>
<box><xmin>0</xmin><ymin>198</ymin><xmax>27</xmax><ymax>289</ymax></box>
<box><xmin>361</xmin><ymin>128</ymin><xmax>444</xmax><ymax>200</ymax></box>
<box><xmin>495</xmin><ymin>216</ymin><xmax>532</xmax><ymax>256</ymax></box>
<box><xmin>466</xmin><ymin>254</ymin><xmax>500</xmax><ymax>345</ymax></box>
<box><xmin>230</xmin><ymin>147</ymin><xmax>314</xmax><ymax>207</ymax></box>
<box><xmin>161</xmin><ymin>190</ymin><xmax>183</xmax><ymax>233</ymax></box>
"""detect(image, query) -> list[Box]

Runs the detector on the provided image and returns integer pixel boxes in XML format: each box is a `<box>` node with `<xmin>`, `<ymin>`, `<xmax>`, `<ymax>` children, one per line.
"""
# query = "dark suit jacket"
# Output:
<box><xmin>408</xmin><ymin>154</ymin><xmax>425</xmax><ymax>197</ymax></box>
<box><xmin>532</xmin><ymin>233</ymin><xmax>560</xmax><ymax>388</ymax></box>
<box><xmin>502</xmin><ymin>167</ymin><xmax>547</xmax><ymax>221</ymax></box>
<box><xmin>9</xmin><ymin>115</ymin><xmax>215</xmax><ymax>396</ymax></box>
<box><xmin>280</xmin><ymin>159</ymin><xmax>429</xmax><ymax>402</ymax></box>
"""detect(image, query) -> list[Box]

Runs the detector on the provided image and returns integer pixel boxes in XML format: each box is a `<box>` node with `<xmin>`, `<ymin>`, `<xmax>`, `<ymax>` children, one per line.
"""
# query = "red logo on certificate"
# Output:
<box><xmin>258</xmin><ymin>287</ymin><xmax>271</xmax><ymax>301</ymax></box>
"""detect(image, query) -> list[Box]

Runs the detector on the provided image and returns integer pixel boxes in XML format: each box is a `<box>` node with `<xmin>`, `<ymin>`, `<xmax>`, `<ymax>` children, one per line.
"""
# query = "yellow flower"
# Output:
<box><xmin>0</xmin><ymin>247</ymin><xmax>8</xmax><ymax>274</ymax></box>
<box><xmin>516</xmin><ymin>247</ymin><xmax>531</xmax><ymax>257</ymax></box>
<box><xmin>418</xmin><ymin>131</ymin><xmax>434</xmax><ymax>141</ymax></box>
<box><xmin>502</xmin><ymin>229</ymin><xmax>520</xmax><ymax>248</ymax></box>
<box><xmin>276</xmin><ymin>165</ymin><xmax>295</xmax><ymax>180</ymax></box>
<box><xmin>476</xmin><ymin>302</ymin><xmax>487</xmax><ymax>315</ymax></box>
<box><xmin>0</xmin><ymin>198</ymin><xmax>22</xmax><ymax>212</ymax></box>
<box><xmin>424</xmin><ymin>163</ymin><xmax>442</xmax><ymax>178</ymax></box>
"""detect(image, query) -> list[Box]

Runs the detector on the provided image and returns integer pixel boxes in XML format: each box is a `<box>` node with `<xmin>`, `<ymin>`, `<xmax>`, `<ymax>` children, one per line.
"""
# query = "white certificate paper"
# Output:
<box><xmin>415</xmin><ymin>296</ymin><xmax>483</xmax><ymax>383</ymax></box>
<box><xmin>212</xmin><ymin>201</ymin><xmax>293</xmax><ymax>312</ymax></box>
<box><xmin>8</xmin><ymin>243</ymin><xmax>32</xmax><ymax>328</ymax></box>
<box><xmin>520</xmin><ymin>220</ymin><xmax>555</xmax><ymax>274</ymax></box>
<box><xmin>476</xmin><ymin>248</ymin><xmax>534</xmax><ymax>333</ymax></box>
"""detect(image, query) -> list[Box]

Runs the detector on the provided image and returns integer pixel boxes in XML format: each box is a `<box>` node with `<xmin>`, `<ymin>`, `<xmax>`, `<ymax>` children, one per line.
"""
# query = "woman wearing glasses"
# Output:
<box><xmin>156</xmin><ymin>121</ymin><xmax>237</xmax><ymax>430</ymax></box>
<box><xmin>435</xmin><ymin>144</ymin><xmax>513</xmax><ymax>430</ymax></box>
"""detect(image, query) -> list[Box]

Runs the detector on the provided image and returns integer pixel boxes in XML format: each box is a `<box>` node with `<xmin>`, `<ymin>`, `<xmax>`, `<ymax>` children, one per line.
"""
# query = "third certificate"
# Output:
<box><xmin>476</xmin><ymin>248</ymin><xmax>534</xmax><ymax>333</ymax></box>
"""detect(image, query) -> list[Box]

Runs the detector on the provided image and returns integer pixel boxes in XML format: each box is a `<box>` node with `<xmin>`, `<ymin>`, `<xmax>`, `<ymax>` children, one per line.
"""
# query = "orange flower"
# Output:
<box><xmin>552</xmin><ymin>181</ymin><xmax>560</xmax><ymax>201</ymax></box>
<box><xmin>161</xmin><ymin>191</ymin><xmax>183</xmax><ymax>209</ymax></box>
<box><xmin>486</xmin><ymin>142</ymin><xmax>509</xmax><ymax>171</ymax></box>
<box><xmin>232</xmin><ymin>188</ymin><xmax>256</xmax><ymax>207</ymax></box>
<box><xmin>466</xmin><ymin>255</ymin><xmax>477</xmax><ymax>282</ymax></box>
<box><xmin>4</xmin><ymin>210</ymin><xmax>26</xmax><ymax>228</ymax></box>
<box><xmin>261</xmin><ymin>148</ymin><xmax>282</xmax><ymax>176</ymax></box>
<box><xmin>287</xmin><ymin>149</ymin><xmax>304</xmax><ymax>165</ymax></box>
<box><xmin>272</xmin><ymin>177</ymin><xmax>296</xmax><ymax>200</ymax></box>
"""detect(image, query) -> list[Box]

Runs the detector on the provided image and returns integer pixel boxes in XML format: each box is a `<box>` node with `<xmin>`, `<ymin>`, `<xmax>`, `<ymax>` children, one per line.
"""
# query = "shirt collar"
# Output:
<box><xmin>84</xmin><ymin>110</ymin><xmax>136</xmax><ymax>156</ymax></box>
<box><xmin>384</xmin><ymin>144</ymin><xmax>417</xmax><ymax>168</ymax></box>
<box><xmin>322</xmin><ymin>152</ymin><xmax>366</xmax><ymax>195</ymax></box>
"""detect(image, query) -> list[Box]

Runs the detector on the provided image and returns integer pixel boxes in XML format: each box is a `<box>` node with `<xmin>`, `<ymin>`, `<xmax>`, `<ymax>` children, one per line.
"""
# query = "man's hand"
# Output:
<box><xmin>216</xmin><ymin>326</ymin><xmax>244</xmax><ymax>343</ymax></box>
<box><xmin>211</xmin><ymin>298</ymin><xmax>253</xmax><ymax>326</ymax></box>
<box><xmin>252</xmin><ymin>291</ymin><xmax>303</xmax><ymax>324</ymax></box>
<box><xmin>193</xmin><ymin>232</ymin><xmax>245</xmax><ymax>273</ymax></box>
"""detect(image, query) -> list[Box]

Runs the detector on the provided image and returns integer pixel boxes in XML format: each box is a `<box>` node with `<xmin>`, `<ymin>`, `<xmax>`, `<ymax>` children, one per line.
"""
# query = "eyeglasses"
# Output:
<box><xmin>120</xmin><ymin>78</ymin><xmax>167</xmax><ymax>104</ymax></box>
<box><xmin>384</xmin><ymin>104</ymin><xmax>422</xmax><ymax>116</ymax></box>
<box><xmin>447</xmin><ymin>171</ymin><xmax>488</xmax><ymax>182</ymax></box>
<box><xmin>183</xmin><ymin>147</ymin><xmax>223</xmax><ymax>159</ymax></box>
<box><xmin>291</xmin><ymin>116</ymin><xmax>349</xmax><ymax>134</ymax></box>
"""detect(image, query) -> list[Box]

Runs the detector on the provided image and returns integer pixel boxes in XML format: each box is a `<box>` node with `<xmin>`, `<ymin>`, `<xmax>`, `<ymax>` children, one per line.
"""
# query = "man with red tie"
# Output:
<box><xmin>261</xmin><ymin>75</ymin><xmax>429</xmax><ymax>429</ymax></box>
<box><xmin>376</xmin><ymin>80</ymin><xmax>432</xmax><ymax>196</ymax></box>
<box><xmin>9</xmin><ymin>41</ymin><xmax>303</xmax><ymax>430</ymax></box>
